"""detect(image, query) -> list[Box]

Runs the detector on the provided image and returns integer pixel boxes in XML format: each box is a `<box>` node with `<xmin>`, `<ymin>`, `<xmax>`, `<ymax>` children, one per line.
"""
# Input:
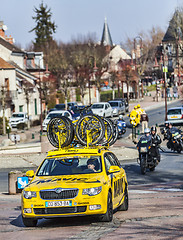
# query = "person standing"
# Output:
<box><xmin>141</xmin><ymin>111</ymin><xmax>149</xmax><ymax>133</ymax></box>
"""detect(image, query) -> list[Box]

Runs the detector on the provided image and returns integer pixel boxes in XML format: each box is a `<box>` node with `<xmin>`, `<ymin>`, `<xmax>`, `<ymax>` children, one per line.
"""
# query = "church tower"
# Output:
<box><xmin>101</xmin><ymin>18</ymin><xmax>113</xmax><ymax>47</ymax></box>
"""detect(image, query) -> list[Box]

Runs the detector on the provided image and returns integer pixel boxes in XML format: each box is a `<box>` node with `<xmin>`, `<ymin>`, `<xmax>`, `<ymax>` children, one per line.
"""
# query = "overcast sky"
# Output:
<box><xmin>0</xmin><ymin>0</ymin><xmax>183</xmax><ymax>49</ymax></box>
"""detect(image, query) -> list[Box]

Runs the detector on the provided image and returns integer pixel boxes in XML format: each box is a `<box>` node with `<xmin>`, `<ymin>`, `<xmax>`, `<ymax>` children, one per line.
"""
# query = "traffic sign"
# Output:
<box><xmin>17</xmin><ymin>177</ymin><xmax>29</xmax><ymax>189</ymax></box>
<box><xmin>163</xmin><ymin>66</ymin><xmax>168</xmax><ymax>72</ymax></box>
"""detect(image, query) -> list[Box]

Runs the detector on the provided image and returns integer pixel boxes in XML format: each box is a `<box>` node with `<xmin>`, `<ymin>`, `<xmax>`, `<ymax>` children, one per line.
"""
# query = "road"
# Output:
<box><xmin>0</xmin><ymin>146</ymin><xmax>183</xmax><ymax>239</ymax></box>
<box><xmin>0</xmin><ymin>102</ymin><xmax>183</xmax><ymax>239</ymax></box>
<box><xmin>123</xmin><ymin>100</ymin><xmax>182</xmax><ymax>137</ymax></box>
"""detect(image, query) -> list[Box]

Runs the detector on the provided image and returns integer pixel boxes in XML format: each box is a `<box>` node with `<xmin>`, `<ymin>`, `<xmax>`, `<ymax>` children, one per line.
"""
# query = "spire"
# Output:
<box><xmin>162</xmin><ymin>9</ymin><xmax>183</xmax><ymax>42</ymax></box>
<box><xmin>101</xmin><ymin>18</ymin><xmax>113</xmax><ymax>46</ymax></box>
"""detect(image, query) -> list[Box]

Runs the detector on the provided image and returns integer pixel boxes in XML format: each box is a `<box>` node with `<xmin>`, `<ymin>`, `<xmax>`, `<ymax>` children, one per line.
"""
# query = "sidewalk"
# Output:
<box><xmin>128</xmin><ymin>91</ymin><xmax>181</xmax><ymax>112</ymax></box>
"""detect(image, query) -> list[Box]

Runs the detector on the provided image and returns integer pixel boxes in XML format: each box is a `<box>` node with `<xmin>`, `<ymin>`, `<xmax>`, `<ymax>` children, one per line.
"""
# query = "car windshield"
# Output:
<box><xmin>109</xmin><ymin>102</ymin><xmax>118</xmax><ymax>107</ymax></box>
<box><xmin>12</xmin><ymin>114</ymin><xmax>25</xmax><ymax>118</ymax></box>
<box><xmin>168</xmin><ymin>109</ymin><xmax>181</xmax><ymax>115</ymax></box>
<box><xmin>92</xmin><ymin>104</ymin><xmax>104</xmax><ymax>109</ymax></box>
<box><xmin>55</xmin><ymin>104</ymin><xmax>65</xmax><ymax>110</ymax></box>
<box><xmin>46</xmin><ymin>113</ymin><xmax>63</xmax><ymax>119</ymax></box>
<box><xmin>36</xmin><ymin>156</ymin><xmax>102</xmax><ymax>176</ymax></box>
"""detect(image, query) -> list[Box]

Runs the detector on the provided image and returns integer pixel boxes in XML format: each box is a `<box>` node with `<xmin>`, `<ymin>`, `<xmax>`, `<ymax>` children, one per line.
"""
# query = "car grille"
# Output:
<box><xmin>34</xmin><ymin>206</ymin><xmax>86</xmax><ymax>215</ymax></box>
<box><xmin>40</xmin><ymin>189</ymin><xmax>78</xmax><ymax>200</ymax></box>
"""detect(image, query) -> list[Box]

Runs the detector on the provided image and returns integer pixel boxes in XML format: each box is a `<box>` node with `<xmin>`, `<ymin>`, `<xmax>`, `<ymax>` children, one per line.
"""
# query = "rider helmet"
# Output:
<box><xmin>144</xmin><ymin>128</ymin><xmax>150</xmax><ymax>134</ymax></box>
<box><xmin>151</xmin><ymin>126</ymin><xmax>157</xmax><ymax>134</ymax></box>
<box><xmin>119</xmin><ymin>114</ymin><xmax>123</xmax><ymax>120</ymax></box>
<box><xmin>134</xmin><ymin>106</ymin><xmax>137</xmax><ymax>109</ymax></box>
<box><xmin>137</xmin><ymin>104</ymin><xmax>141</xmax><ymax>108</ymax></box>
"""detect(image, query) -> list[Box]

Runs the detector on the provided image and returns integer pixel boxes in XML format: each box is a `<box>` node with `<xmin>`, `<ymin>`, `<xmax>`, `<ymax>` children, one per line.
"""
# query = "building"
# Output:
<box><xmin>0</xmin><ymin>21</ymin><xmax>44</xmax><ymax>125</ymax></box>
<box><xmin>162</xmin><ymin>10</ymin><xmax>183</xmax><ymax>86</ymax></box>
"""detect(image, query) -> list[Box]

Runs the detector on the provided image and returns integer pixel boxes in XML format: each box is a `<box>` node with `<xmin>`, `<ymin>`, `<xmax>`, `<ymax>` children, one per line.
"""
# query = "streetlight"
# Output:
<box><xmin>88</xmin><ymin>56</ymin><xmax>97</xmax><ymax>105</ymax></box>
<box><xmin>134</xmin><ymin>36</ymin><xmax>142</xmax><ymax>99</ymax></box>
<box><xmin>153</xmin><ymin>57</ymin><xmax>159</xmax><ymax>102</ymax></box>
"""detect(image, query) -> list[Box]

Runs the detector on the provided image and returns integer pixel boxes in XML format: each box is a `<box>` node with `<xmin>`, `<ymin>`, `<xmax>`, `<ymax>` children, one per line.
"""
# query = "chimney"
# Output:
<box><xmin>5</xmin><ymin>35</ymin><xmax>14</xmax><ymax>44</ymax></box>
<box><xmin>0</xmin><ymin>21</ymin><xmax>5</xmax><ymax>38</ymax></box>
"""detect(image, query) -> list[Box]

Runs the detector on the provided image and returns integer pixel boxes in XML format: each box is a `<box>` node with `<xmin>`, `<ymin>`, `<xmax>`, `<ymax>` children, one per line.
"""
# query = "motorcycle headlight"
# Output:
<box><xmin>118</xmin><ymin>123</ymin><xmax>122</xmax><ymax>126</ymax></box>
<box><xmin>82</xmin><ymin>186</ymin><xmax>102</xmax><ymax>196</ymax></box>
<box><xmin>23</xmin><ymin>191</ymin><xmax>37</xmax><ymax>199</ymax></box>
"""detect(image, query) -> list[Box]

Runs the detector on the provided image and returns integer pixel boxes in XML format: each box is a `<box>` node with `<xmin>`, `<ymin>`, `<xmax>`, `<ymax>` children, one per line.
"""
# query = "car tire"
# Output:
<box><xmin>22</xmin><ymin>216</ymin><xmax>37</xmax><ymax>227</ymax></box>
<box><xmin>99</xmin><ymin>192</ymin><xmax>113</xmax><ymax>222</ymax></box>
<box><xmin>118</xmin><ymin>189</ymin><xmax>128</xmax><ymax>211</ymax></box>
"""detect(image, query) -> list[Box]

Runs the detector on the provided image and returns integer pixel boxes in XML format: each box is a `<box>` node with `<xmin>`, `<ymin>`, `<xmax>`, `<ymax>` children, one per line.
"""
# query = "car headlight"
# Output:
<box><xmin>23</xmin><ymin>191</ymin><xmax>37</xmax><ymax>199</ymax></box>
<box><xmin>82</xmin><ymin>186</ymin><xmax>102</xmax><ymax>196</ymax></box>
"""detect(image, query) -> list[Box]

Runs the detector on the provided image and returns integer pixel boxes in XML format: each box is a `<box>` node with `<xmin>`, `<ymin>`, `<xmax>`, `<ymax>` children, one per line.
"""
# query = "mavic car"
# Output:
<box><xmin>21</xmin><ymin>147</ymin><xmax>128</xmax><ymax>227</ymax></box>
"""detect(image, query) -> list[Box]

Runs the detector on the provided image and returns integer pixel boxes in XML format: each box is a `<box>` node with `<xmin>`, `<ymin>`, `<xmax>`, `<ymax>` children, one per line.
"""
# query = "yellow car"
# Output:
<box><xmin>21</xmin><ymin>147</ymin><xmax>128</xmax><ymax>227</ymax></box>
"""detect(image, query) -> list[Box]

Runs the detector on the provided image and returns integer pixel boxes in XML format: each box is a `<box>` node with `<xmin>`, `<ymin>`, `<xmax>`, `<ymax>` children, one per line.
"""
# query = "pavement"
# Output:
<box><xmin>0</xmin><ymin>91</ymin><xmax>181</xmax><ymax>170</ymax></box>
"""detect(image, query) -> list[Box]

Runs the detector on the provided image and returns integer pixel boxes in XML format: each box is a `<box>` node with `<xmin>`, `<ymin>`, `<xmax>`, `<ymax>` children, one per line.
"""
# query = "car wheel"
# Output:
<box><xmin>118</xmin><ymin>189</ymin><xmax>128</xmax><ymax>211</ymax></box>
<box><xmin>22</xmin><ymin>216</ymin><xmax>38</xmax><ymax>227</ymax></box>
<box><xmin>99</xmin><ymin>192</ymin><xmax>113</xmax><ymax>222</ymax></box>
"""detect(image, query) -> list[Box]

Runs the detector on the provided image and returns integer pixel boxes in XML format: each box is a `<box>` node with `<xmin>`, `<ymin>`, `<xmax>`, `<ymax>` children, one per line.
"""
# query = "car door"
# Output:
<box><xmin>106</xmin><ymin>103</ymin><xmax>111</xmax><ymax>117</ymax></box>
<box><xmin>104</xmin><ymin>103</ymin><xmax>109</xmax><ymax>117</ymax></box>
<box><xmin>104</xmin><ymin>153</ymin><xmax>125</xmax><ymax>208</ymax></box>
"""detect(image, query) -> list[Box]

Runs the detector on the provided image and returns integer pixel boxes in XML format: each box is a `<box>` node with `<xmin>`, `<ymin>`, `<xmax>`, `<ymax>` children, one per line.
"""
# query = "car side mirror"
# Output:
<box><xmin>25</xmin><ymin>170</ymin><xmax>35</xmax><ymax>178</ymax></box>
<box><xmin>108</xmin><ymin>166</ymin><xmax>121</xmax><ymax>174</ymax></box>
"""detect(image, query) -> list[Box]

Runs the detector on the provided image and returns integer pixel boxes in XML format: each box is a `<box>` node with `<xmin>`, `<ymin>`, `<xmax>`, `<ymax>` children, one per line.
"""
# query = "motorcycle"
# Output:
<box><xmin>116</xmin><ymin>119</ymin><xmax>126</xmax><ymax>138</ymax></box>
<box><xmin>167</xmin><ymin>131</ymin><xmax>183</xmax><ymax>153</ymax></box>
<box><xmin>137</xmin><ymin>137</ymin><xmax>159</xmax><ymax>174</ymax></box>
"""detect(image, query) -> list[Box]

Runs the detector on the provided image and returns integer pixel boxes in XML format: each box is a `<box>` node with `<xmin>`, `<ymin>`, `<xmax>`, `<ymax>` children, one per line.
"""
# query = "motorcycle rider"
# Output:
<box><xmin>118</xmin><ymin>114</ymin><xmax>124</xmax><ymax>121</ymax></box>
<box><xmin>137</xmin><ymin>128</ymin><xmax>151</xmax><ymax>159</ymax></box>
<box><xmin>150</xmin><ymin>126</ymin><xmax>162</xmax><ymax>162</ymax></box>
<box><xmin>166</xmin><ymin>123</ymin><xmax>181</xmax><ymax>150</ymax></box>
<box><xmin>161</xmin><ymin>121</ymin><xmax>170</xmax><ymax>140</ymax></box>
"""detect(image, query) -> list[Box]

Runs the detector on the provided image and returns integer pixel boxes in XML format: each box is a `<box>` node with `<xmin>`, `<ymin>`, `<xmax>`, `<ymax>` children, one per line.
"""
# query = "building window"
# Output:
<box><xmin>34</xmin><ymin>99</ymin><xmax>37</xmax><ymax>115</ymax></box>
<box><xmin>19</xmin><ymin>105</ymin><xmax>23</xmax><ymax>112</ymax></box>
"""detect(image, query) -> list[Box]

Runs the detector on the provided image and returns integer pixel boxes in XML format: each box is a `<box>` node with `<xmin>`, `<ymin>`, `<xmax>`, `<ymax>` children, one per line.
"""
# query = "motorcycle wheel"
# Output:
<box><xmin>140</xmin><ymin>156</ymin><xmax>146</xmax><ymax>175</ymax></box>
<box><xmin>177</xmin><ymin>147</ymin><xmax>181</xmax><ymax>153</ymax></box>
<box><xmin>149</xmin><ymin>166</ymin><xmax>155</xmax><ymax>171</ymax></box>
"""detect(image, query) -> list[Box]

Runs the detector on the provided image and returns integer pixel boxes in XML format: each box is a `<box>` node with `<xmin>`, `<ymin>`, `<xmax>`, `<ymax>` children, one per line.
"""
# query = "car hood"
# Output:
<box><xmin>10</xmin><ymin>117</ymin><xmax>24</xmax><ymax>122</ymax></box>
<box><xmin>25</xmin><ymin>174</ymin><xmax>105</xmax><ymax>191</ymax></box>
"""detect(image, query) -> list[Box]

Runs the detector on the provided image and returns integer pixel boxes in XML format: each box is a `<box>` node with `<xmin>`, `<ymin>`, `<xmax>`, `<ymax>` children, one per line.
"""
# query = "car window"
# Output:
<box><xmin>47</xmin><ymin>113</ymin><xmax>62</xmax><ymax>119</ymax></box>
<box><xmin>63</xmin><ymin>112</ymin><xmax>70</xmax><ymax>118</ymax></box>
<box><xmin>105</xmin><ymin>104</ymin><xmax>108</xmax><ymax>109</ymax></box>
<box><xmin>108</xmin><ymin>152</ymin><xmax>121</xmax><ymax>167</ymax></box>
<box><xmin>168</xmin><ymin>109</ymin><xmax>181</xmax><ymax>115</ymax></box>
<box><xmin>104</xmin><ymin>153</ymin><xmax>119</xmax><ymax>171</ymax></box>
<box><xmin>92</xmin><ymin>104</ymin><xmax>104</xmax><ymax>109</ymax></box>
<box><xmin>104</xmin><ymin>154</ymin><xmax>113</xmax><ymax>171</ymax></box>
<box><xmin>36</xmin><ymin>156</ymin><xmax>102</xmax><ymax>176</ymax></box>
<box><xmin>109</xmin><ymin>102</ymin><xmax>118</xmax><ymax>107</ymax></box>
<box><xmin>12</xmin><ymin>114</ymin><xmax>25</xmax><ymax>118</ymax></box>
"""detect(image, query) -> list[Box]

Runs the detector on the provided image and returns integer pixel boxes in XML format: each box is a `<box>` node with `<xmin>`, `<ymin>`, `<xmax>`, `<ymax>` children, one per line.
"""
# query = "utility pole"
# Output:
<box><xmin>162</xmin><ymin>52</ymin><xmax>168</xmax><ymax>121</ymax></box>
<box><xmin>1</xmin><ymin>86</ymin><xmax>6</xmax><ymax>135</ymax></box>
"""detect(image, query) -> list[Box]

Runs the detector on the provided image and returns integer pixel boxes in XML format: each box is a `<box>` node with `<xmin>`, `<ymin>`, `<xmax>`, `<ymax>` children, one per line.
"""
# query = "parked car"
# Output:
<box><xmin>9</xmin><ymin>112</ymin><xmax>28</xmax><ymax>128</ymax></box>
<box><xmin>42</xmin><ymin>110</ymin><xmax>74</xmax><ymax>132</ymax></box>
<box><xmin>114</xmin><ymin>98</ymin><xmax>129</xmax><ymax>112</ymax></box>
<box><xmin>108</xmin><ymin>100</ymin><xmax>125</xmax><ymax>116</ymax></box>
<box><xmin>91</xmin><ymin>102</ymin><xmax>113</xmax><ymax>118</ymax></box>
<box><xmin>167</xmin><ymin>107</ymin><xmax>183</xmax><ymax>125</ymax></box>
<box><xmin>50</xmin><ymin>102</ymin><xmax>79</xmax><ymax>112</ymax></box>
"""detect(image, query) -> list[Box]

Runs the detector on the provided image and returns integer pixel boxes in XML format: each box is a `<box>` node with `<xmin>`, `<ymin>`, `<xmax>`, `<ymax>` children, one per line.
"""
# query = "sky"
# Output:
<box><xmin>1</xmin><ymin>0</ymin><xmax>183</xmax><ymax>49</ymax></box>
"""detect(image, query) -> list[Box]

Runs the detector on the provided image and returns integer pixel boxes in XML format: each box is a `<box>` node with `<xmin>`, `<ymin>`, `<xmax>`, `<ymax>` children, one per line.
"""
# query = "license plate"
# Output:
<box><xmin>140</xmin><ymin>147</ymin><xmax>147</xmax><ymax>152</ymax></box>
<box><xmin>45</xmin><ymin>200</ymin><xmax>72</xmax><ymax>207</ymax></box>
<box><xmin>171</xmin><ymin>116</ymin><xmax>178</xmax><ymax>119</ymax></box>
